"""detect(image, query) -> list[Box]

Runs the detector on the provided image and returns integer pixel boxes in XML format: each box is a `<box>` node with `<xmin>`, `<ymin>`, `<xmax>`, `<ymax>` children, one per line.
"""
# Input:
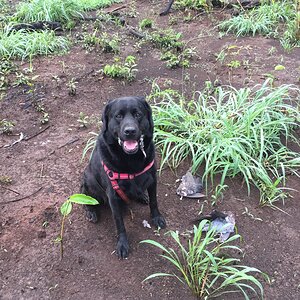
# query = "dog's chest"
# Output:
<box><xmin>118</xmin><ymin>173</ymin><xmax>153</xmax><ymax>200</ymax></box>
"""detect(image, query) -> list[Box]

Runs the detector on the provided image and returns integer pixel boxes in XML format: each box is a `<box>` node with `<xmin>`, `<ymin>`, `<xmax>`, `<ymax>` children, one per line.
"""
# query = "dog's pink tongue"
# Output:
<box><xmin>123</xmin><ymin>140</ymin><xmax>138</xmax><ymax>150</ymax></box>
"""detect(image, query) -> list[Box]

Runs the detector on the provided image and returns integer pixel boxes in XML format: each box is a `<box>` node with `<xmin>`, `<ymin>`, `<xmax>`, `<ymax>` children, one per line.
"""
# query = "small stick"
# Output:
<box><xmin>106</xmin><ymin>5</ymin><xmax>127</xmax><ymax>13</ymax></box>
<box><xmin>25</xmin><ymin>125</ymin><xmax>50</xmax><ymax>141</ymax></box>
<box><xmin>1</xmin><ymin>187</ymin><xmax>43</xmax><ymax>205</ymax></box>
<box><xmin>0</xmin><ymin>186</ymin><xmax>20</xmax><ymax>195</ymax></box>
<box><xmin>58</xmin><ymin>137</ymin><xmax>79</xmax><ymax>149</ymax></box>
<box><xmin>127</xmin><ymin>26</ymin><xmax>145</xmax><ymax>39</ymax></box>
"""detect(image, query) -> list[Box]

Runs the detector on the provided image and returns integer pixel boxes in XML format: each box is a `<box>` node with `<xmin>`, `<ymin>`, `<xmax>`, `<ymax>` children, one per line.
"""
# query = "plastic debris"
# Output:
<box><xmin>201</xmin><ymin>210</ymin><xmax>235</xmax><ymax>242</ymax></box>
<box><xmin>142</xmin><ymin>220</ymin><xmax>151</xmax><ymax>229</ymax></box>
<box><xmin>176</xmin><ymin>171</ymin><xmax>205</xmax><ymax>199</ymax></box>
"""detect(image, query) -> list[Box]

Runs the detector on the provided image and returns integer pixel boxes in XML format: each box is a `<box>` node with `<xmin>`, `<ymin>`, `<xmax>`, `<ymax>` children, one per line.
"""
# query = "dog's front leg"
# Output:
<box><xmin>109</xmin><ymin>196</ymin><xmax>129</xmax><ymax>259</ymax></box>
<box><xmin>148</xmin><ymin>179</ymin><xmax>166</xmax><ymax>229</ymax></box>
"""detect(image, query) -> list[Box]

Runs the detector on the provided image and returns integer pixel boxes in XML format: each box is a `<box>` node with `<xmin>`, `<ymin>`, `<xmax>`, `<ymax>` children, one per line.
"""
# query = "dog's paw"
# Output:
<box><xmin>85</xmin><ymin>209</ymin><xmax>98</xmax><ymax>223</ymax></box>
<box><xmin>152</xmin><ymin>214</ymin><xmax>166</xmax><ymax>229</ymax></box>
<box><xmin>116</xmin><ymin>235</ymin><xmax>129</xmax><ymax>259</ymax></box>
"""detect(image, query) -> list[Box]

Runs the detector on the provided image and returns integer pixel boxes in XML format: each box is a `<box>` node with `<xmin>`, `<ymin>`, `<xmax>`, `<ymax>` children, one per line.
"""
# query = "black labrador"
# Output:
<box><xmin>81</xmin><ymin>96</ymin><xmax>166</xmax><ymax>259</ymax></box>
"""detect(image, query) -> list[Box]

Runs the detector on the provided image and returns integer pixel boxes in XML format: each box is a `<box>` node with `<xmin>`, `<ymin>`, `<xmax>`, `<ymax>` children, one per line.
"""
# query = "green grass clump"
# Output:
<box><xmin>13</xmin><ymin>0</ymin><xmax>122</xmax><ymax>25</ymax></box>
<box><xmin>151</xmin><ymin>81</ymin><xmax>300</xmax><ymax>206</ymax></box>
<box><xmin>142</xmin><ymin>220</ymin><xmax>266</xmax><ymax>299</ymax></box>
<box><xmin>14</xmin><ymin>0</ymin><xmax>82</xmax><ymax>25</ymax></box>
<box><xmin>0</xmin><ymin>26</ymin><xmax>69</xmax><ymax>60</ymax></box>
<box><xmin>219</xmin><ymin>1</ymin><xmax>299</xmax><ymax>50</ymax></box>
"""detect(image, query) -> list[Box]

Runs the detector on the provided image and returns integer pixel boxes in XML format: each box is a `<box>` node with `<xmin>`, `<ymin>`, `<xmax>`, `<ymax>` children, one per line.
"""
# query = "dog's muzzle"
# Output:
<box><xmin>118</xmin><ymin>135</ymin><xmax>146</xmax><ymax>157</ymax></box>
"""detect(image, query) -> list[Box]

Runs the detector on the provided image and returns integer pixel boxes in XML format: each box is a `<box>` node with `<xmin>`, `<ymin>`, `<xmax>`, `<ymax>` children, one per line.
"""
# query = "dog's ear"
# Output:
<box><xmin>138</xmin><ymin>96</ymin><xmax>154</xmax><ymax>133</ymax></box>
<box><xmin>101</xmin><ymin>101</ymin><xmax>115</xmax><ymax>144</ymax></box>
<box><xmin>101</xmin><ymin>101</ymin><xmax>112</xmax><ymax>133</ymax></box>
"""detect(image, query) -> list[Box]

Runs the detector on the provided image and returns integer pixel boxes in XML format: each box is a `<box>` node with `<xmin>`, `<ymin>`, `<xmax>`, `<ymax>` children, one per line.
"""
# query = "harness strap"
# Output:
<box><xmin>102</xmin><ymin>160</ymin><xmax>154</xmax><ymax>203</ymax></box>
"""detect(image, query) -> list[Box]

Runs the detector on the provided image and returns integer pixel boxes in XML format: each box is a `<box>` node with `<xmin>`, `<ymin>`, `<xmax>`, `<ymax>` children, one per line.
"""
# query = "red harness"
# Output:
<box><xmin>102</xmin><ymin>160</ymin><xmax>154</xmax><ymax>203</ymax></box>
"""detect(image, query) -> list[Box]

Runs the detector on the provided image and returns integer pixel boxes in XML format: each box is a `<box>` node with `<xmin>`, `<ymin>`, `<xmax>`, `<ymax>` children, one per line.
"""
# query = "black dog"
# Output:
<box><xmin>81</xmin><ymin>96</ymin><xmax>166</xmax><ymax>258</ymax></box>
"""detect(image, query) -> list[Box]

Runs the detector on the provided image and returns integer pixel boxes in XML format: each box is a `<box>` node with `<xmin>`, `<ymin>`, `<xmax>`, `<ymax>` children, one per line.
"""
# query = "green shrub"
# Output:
<box><xmin>150</xmin><ymin>81</ymin><xmax>300</xmax><ymax>206</ymax></box>
<box><xmin>142</xmin><ymin>220</ymin><xmax>266</xmax><ymax>299</ymax></box>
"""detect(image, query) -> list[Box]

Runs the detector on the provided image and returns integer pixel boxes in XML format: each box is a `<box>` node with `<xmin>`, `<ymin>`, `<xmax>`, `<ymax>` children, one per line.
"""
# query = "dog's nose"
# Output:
<box><xmin>124</xmin><ymin>127</ymin><xmax>136</xmax><ymax>136</ymax></box>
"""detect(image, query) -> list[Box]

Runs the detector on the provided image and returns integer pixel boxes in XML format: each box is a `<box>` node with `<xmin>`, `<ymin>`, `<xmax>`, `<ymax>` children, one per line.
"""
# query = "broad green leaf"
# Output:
<box><xmin>60</xmin><ymin>201</ymin><xmax>72</xmax><ymax>216</ymax></box>
<box><xmin>69</xmin><ymin>194</ymin><xmax>99</xmax><ymax>205</ymax></box>
<box><xmin>274</xmin><ymin>65</ymin><xmax>285</xmax><ymax>71</ymax></box>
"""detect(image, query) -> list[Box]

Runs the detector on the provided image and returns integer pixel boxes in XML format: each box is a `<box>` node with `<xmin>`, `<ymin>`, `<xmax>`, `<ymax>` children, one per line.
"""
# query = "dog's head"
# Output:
<box><xmin>102</xmin><ymin>96</ymin><xmax>154</xmax><ymax>155</ymax></box>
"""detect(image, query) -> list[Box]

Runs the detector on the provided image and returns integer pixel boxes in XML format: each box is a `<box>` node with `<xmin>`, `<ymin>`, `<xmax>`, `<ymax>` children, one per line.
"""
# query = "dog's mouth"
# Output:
<box><xmin>118</xmin><ymin>138</ymin><xmax>139</xmax><ymax>154</ymax></box>
<box><xmin>118</xmin><ymin>136</ymin><xmax>146</xmax><ymax>157</ymax></box>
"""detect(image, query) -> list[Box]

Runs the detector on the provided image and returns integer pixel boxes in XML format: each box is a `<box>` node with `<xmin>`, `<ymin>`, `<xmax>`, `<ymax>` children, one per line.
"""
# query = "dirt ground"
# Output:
<box><xmin>1</xmin><ymin>1</ymin><xmax>300</xmax><ymax>299</ymax></box>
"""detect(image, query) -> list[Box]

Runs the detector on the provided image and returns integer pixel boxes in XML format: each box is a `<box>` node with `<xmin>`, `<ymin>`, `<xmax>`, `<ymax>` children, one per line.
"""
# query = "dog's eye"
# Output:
<box><xmin>134</xmin><ymin>112</ymin><xmax>141</xmax><ymax>119</ymax></box>
<box><xmin>115</xmin><ymin>114</ymin><xmax>123</xmax><ymax>120</ymax></box>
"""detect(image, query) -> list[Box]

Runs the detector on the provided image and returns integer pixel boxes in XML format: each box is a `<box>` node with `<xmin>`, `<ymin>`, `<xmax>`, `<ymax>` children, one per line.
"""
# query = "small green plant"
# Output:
<box><xmin>150</xmin><ymin>29</ymin><xmax>184</xmax><ymax>50</ymax></box>
<box><xmin>34</xmin><ymin>103</ymin><xmax>50</xmax><ymax>124</ymax></box>
<box><xmin>227</xmin><ymin>60</ymin><xmax>241</xmax><ymax>69</ymax></box>
<box><xmin>99</xmin><ymin>32</ymin><xmax>120</xmax><ymax>53</ymax></box>
<box><xmin>211</xmin><ymin>184</ymin><xmax>228</xmax><ymax>205</ymax></box>
<box><xmin>77</xmin><ymin>112</ymin><xmax>89</xmax><ymax>128</ymax></box>
<box><xmin>139</xmin><ymin>18</ymin><xmax>153</xmax><ymax>30</ymax></box>
<box><xmin>103</xmin><ymin>56</ymin><xmax>138</xmax><ymax>81</ymax></box>
<box><xmin>83</xmin><ymin>31</ymin><xmax>120</xmax><ymax>53</ymax></box>
<box><xmin>66</xmin><ymin>78</ymin><xmax>77</xmax><ymax>96</ymax></box>
<box><xmin>160</xmin><ymin>47</ymin><xmax>195</xmax><ymax>68</ymax></box>
<box><xmin>56</xmin><ymin>194</ymin><xmax>99</xmax><ymax>259</ymax></box>
<box><xmin>151</xmin><ymin>81</ymin><xmax>300</xmax><ymax>206</ymax></box>
<box><xmin>0</xmin><ymin>58</ymin><xmax>16</xmax><ymax>95</ymax></box>
<box><xmin>175</xmin><ymin>0</ymin><xmax>210</xmax><ymax>11</ymax></box>
<box><xmin>141</xmin><ymin>220</ymin><xmax>266</xmax><ymax>299</ymax></box>
<box><xmin>0</xmin><ymin>119</ymin><xmax>15</xmax><ymax>134</ymax></box>
<box><xmin>81</xmin><ymin>131</ymin><xmax>98</xmax><ymax>161</ymax></box>
<box><xmin>13</xmin><ymin>72</ymin><xmax>38</xmax><ymax>87</ymax></box>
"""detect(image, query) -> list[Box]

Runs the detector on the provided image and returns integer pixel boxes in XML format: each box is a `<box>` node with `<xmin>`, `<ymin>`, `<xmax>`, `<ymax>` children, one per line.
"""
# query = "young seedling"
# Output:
<box><xmin>66</xmin><ymin>78</ymin><xmax>77</xmax><ymax>96</ymax></box>
<box><xmin>56</xmin><ymin>193</ymin><xmax>99</xmax><ymax>259</ymax></box>
<box><xmin>77</xmin><ymin>112</ymin><xmax>89</xmax><ymax>128</ymax></box>
<box><xmin>0</xmin><ymin>119</ymin><xmax>15</xmax><ymax>134</ymax></box>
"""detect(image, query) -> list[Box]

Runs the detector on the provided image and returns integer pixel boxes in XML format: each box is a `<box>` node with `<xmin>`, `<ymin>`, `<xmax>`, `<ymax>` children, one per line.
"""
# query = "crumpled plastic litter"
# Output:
<box><xmin>142</xmin><ymin>220</ymin><xmax>151</xmax><ymax>228</ymax></box>
<box><xmin>201</xmin><ymin>211</ymin><xmax>235</xmax><ymax>242</ymax></box>
<box><xmin>176</xmin><ymin>171</ymin><xmax>205</xmax><ymax>199</ymax></box>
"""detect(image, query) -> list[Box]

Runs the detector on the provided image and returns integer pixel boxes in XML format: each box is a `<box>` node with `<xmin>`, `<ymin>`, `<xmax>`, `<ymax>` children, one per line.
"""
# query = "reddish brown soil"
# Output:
<box><xmin>1</xmin><ymin>1</ymin><xmax>300</xmax><ymax>300</ymax></box>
